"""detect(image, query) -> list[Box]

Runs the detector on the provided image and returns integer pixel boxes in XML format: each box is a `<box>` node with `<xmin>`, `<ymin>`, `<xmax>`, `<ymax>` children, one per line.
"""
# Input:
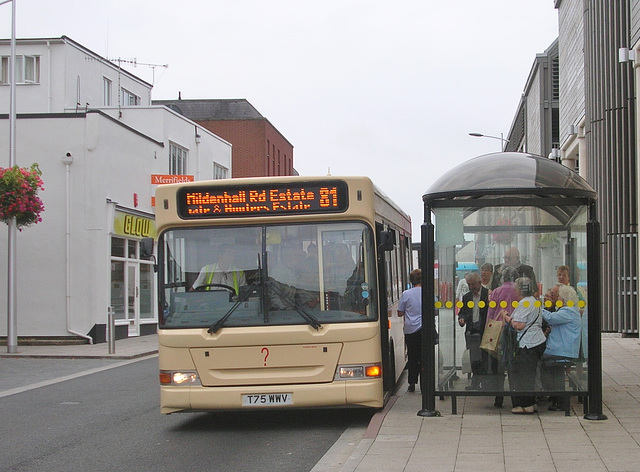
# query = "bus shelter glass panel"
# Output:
<box><xmin>159</xmin><ymin>222</ymin><xmax>378</xmax><ymax>329</ymax></box>
<box><xmin>434</xmin><ymin>205</ymin><xmax>589</xmax><ymax>398</ymax></box>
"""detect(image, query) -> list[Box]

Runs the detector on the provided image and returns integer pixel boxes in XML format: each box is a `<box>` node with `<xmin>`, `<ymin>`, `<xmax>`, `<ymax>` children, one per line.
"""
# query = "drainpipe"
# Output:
<box><xmin>46</xmin><ymin>40</ymin><xmax>51</xmax><ymax>112</ymax></box>
<box><xmin>62</xmin><ymin>153</ymin><xmax>93</xmax><ymax>343</ymax></box>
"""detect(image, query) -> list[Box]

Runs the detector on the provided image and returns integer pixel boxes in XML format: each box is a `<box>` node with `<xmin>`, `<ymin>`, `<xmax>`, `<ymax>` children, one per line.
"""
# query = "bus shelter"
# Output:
<box><xmin>419</xmin><ymin>152</ymin><xmax>606</xmax><ymax>420</ymax></box>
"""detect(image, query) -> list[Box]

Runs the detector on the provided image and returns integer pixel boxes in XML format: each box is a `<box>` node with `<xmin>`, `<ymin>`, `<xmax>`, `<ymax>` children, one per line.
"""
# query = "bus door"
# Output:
<box><xmin>376</xmin><ymin>222</ymin><xmax>393</xmax><ymax>392</ymax></box>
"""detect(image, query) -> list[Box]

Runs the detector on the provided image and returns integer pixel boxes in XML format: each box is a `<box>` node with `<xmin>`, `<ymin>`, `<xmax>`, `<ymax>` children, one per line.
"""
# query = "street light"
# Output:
<box><xmin>469</xmin><ymin>132</ymin><xmax>509</xmax><ymax>152</ymax></box>
<box><xmin>1</xmin><ymin>0</ymin><xmax>17</xmax><ymax>353</ymax></box>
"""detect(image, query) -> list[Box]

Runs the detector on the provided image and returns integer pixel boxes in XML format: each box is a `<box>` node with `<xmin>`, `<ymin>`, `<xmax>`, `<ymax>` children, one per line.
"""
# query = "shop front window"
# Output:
<box><xmin>110</xmin><ymin>236</ymin><xmax>156</xmax><ymax>327</ymax></box>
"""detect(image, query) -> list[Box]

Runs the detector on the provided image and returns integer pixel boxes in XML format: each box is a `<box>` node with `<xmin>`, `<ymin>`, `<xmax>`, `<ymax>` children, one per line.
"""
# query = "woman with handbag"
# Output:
<box><xmin>484</xmin><ymin>266</ymin><xmax>519</xmax><ymax>408</ymax></box>
<box><xmin>502</xmin><ymin>277</ymin><xmax>547</xmax><ymax>414</ymax></box>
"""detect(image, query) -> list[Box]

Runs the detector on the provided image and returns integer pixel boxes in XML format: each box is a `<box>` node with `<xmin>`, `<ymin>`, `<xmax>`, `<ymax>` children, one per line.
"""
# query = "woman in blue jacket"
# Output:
<box><xmin>541</xmin><ymin>284</ymin><xmax>581</xmax><ymax>411</ymax></box>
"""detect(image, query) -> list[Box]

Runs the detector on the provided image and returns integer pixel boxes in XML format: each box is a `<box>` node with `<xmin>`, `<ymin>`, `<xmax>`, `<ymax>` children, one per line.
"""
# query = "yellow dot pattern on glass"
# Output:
<box><xmin>432</xmin><ymin>299</ymin><xmax>587</xmax><ymax>309</ymax></box>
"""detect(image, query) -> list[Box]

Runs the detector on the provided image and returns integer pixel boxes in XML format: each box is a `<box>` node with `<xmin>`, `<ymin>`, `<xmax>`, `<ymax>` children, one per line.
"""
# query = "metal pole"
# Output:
<box><xmin>108</xmin><ymin>307</ymin><xmax>116</xmax><ymax>354</ymax></box>
<box><xmin>584</xmin><ymin>202</ymin><xmax>607</xmax><ymax>420</ymax></box>
<box><xmin>6</xmin><ymin>0</ymin><xmax>17</xmax><ymax>353</ymax></box>
<box><xmin>418</xmin><ymin>205</ymin><xmax>440</xmax><ymax>417</ymax></box>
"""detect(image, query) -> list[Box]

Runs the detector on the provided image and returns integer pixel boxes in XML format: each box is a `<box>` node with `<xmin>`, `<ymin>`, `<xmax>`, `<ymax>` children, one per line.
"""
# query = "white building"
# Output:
<box><xmin>0</xmin><ymin>36</ymin><xmax>232</xmax><ymax>342</ymax></box>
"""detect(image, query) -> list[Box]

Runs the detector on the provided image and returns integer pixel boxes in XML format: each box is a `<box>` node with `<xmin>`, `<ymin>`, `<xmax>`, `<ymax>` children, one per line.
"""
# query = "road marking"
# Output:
<box><xmin>0</xmin><ymin>354</ymin><xmax>157</xmax><ymax>398</ymax></box>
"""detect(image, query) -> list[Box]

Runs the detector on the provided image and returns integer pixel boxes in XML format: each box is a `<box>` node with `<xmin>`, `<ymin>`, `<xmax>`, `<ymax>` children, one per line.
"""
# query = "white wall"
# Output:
<box><xmin>0</xmin><ymin>37</ymin><xmax>152</xmax><ymax>114</ymax></box>
<box><xmin>101</xmin><ymin>106</ymin><xmax>232</xmax><ymax>182</ymax></box>
<box><xmin>0</xmin><ymin>36</ymin><xmax>231</xmax><ymax>338</ymax></box>
<box><xmin>0</xmin><ymin>109</ymin><xmax>231</xmax><ymax>337</ymax></box>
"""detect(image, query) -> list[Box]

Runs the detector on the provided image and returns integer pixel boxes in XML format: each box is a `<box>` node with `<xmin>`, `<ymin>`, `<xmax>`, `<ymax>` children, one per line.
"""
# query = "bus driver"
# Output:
<box><xmin>191</xmin><ymin>245</ymin><xmax>247</xmax><ymax>293</ymax></box>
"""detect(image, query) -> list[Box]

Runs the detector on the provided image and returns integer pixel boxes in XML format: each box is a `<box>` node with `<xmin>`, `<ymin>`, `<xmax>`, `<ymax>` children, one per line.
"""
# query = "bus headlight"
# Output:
<box><xmin>335</xmin><ymin>363</ymin><xmax>381</xmax><ymax>380</ymax></box>
<box><xmin>159</xmin><ymin>370</ymin><xmax>201</xmax><ymax>385</ymax></box>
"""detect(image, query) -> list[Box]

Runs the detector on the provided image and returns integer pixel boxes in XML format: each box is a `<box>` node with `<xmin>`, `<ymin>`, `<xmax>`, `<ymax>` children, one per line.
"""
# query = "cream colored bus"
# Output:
<box><xmin>149</xmin><ymin>176</ymin><xmax>412</xmax><ymax>413</ymax></box>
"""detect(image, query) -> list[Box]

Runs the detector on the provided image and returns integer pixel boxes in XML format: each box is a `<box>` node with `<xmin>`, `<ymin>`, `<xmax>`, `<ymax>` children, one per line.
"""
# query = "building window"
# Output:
<box><xmin>169</xmin><ymin>143</ymin><xmax>187</xmax><ymax>175</ymax></box>
<box><xmin>213</xmin><ymin>163</ymin><xmax>228</xmax><ymax>180</ymax></box>
<box><xmin>121</xmin><ymin>87</ymin><xmax>139</xmax><ymax>106</ymax></box>
<box><xmin>103</xmin><ymin>77</ymin><xmax>112</xmax><ymax>106</ymax></box>
<box><xmin>1</xmin><ymin>55</ymin><xmax>40</xmax><ymax>84</ymax></box>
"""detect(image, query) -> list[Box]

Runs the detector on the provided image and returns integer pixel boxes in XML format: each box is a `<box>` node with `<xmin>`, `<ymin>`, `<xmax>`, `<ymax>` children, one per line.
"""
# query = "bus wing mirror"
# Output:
<box><xmin>141</xmin><ymin>237</ymin><xmax>154</xmax><ymax>259</ymax></box>
<box><xmin>378</xmin><ymin>231</ymin><xmax>395</xmax><ymax>252</ymax></box>
<box><xmin>141</xmin><ymin>237</ymin><xmax>158</xmax><ymax>272</ymax></box>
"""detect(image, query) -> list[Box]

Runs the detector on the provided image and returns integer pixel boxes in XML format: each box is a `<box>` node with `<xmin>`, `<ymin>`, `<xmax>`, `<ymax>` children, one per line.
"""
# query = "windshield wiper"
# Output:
<box><xmin>293</xmin><ymin>304</ymin><xmax>322</xmax><ymax>330</ymax></box>
<box><xmin>208</xmin><ymin>280</ymin><xmax>260</xmax><ymax>334</ymax></box>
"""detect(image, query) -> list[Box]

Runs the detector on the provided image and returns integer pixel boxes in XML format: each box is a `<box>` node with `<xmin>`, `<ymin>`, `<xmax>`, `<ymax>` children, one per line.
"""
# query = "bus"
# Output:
<box><xmin>148</xmin><ymin>176</ymin><xmax>412</xmax><ymax>413</ymax></box>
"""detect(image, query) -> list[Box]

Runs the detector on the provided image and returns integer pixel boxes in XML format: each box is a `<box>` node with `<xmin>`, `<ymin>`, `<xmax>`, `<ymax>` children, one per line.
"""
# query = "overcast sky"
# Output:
<box><xmin>0</xmin><ymin>0</ymin><xmax>559</xmax><ymax>240</ymax></box>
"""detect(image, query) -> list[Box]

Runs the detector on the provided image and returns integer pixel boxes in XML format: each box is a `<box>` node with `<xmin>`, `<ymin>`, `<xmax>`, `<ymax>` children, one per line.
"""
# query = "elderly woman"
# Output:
<box><xmin>484</xmin><ymin>265</ymin><xmax>519</xmax><ymax>408</ymax></box>
<box><xmin>541</xmin><ymin>284</ymin><xmax>581</xmax><ymax>411</ymax></box>
<box><xmin>480</xmin><ymin>263</ymin><xmax>493</xmax><ymax>291</ymax></box>
<box><xmin>502</xmin><ymin>277</ymin><xmax>547</xmax><ymax>414</ymax></box>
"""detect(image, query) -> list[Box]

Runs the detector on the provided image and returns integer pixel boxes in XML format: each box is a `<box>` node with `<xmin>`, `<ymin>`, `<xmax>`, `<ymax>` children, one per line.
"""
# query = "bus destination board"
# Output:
<box><xmin>176</xmin><ymin>181</ymin><xmax>349</xmax><ymax>219</ymax></box>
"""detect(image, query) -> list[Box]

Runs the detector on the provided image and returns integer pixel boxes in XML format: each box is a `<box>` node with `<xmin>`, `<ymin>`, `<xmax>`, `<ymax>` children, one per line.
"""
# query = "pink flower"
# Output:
<box><xmin>0</xmin><ymin>163</ymin><xmax>45</xmax><ymax>230</ymax></box>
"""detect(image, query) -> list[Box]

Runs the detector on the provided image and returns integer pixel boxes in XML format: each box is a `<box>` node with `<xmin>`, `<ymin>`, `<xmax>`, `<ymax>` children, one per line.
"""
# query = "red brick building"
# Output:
<box><xmin>153</xmin><ymin>98</ymin><xmax>295</xmax><ymax>178</ymax></box>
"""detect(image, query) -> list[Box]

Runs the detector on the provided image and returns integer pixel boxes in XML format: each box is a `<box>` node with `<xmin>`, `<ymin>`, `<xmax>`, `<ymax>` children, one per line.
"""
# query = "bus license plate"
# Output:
<box><xmin>242</xmin><ymin>393</ymin><xmax>293</xmax><ymax>406</ymax></box>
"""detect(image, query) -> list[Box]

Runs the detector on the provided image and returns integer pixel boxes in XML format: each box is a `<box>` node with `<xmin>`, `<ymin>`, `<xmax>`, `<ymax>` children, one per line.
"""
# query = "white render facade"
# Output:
<box><xmin>0</xmin><ymin>37</ymin><xmax>232</xmax><ymax>342</ymax></box>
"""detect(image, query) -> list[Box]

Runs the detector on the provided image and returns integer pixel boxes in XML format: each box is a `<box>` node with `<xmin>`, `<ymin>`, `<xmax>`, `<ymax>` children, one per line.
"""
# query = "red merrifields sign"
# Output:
<box><xmin>151</xmin><ymin>174</ymin><xmax>194</xmax><ymax>185</ymax></box>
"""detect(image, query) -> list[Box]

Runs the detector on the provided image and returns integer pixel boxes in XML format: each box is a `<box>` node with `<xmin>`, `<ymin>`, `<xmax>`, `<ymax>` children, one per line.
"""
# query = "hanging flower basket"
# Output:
<box><xmin>0</xmin><ymin>163</ymin><xmax>45</xmax><ymax>230</ymax></box>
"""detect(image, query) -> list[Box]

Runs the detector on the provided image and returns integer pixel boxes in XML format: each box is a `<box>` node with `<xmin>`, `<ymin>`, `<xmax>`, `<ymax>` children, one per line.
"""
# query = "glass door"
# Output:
<box><xmin>127</xmin><ymin>263</ymin><xmax>139</xmax><ymax>336</ymax></box>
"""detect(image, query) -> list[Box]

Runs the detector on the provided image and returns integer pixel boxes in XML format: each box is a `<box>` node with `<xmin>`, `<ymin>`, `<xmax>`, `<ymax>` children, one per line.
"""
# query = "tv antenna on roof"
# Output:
<box><xmin>107</xmin><ymin>57</ymin><xmax>169</xmax><ymax>85</ymax></box>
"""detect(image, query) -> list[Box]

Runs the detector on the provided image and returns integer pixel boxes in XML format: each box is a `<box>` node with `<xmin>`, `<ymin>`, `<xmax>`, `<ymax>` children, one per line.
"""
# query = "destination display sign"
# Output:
<box><xmin>176</xmin><ymin>181</ymin><xmax>349</xmax><ymax>218</ymax></box>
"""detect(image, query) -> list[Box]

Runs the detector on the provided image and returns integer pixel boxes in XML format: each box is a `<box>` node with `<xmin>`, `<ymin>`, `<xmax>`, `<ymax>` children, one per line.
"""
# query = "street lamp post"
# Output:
<box><xmin>469</xmin><ymin>132</ymin><xmax>509</xmax><ymax>152</ymax></box>
<box><xmin>1</xmin><ymin>0</ymin><xmax>17</xmax><ymax>353</ymax></box>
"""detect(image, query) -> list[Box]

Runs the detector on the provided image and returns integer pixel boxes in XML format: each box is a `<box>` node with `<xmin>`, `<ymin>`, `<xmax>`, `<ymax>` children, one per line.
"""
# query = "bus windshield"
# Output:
<box><xmin>159</xmin><ymin>221</ymin><xmax>377</xmax><ymax>329</ymax></box>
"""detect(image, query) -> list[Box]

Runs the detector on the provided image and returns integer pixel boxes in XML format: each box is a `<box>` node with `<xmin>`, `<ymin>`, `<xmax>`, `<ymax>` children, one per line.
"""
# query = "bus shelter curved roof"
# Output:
<box><xmin>422</xmin><ymin>152</ymin><xmax>597</xmax><ymax>227</ymax></box>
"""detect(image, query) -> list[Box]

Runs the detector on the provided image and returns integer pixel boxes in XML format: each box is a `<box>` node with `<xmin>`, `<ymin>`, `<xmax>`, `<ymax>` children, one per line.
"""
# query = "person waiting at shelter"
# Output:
<box><xmin>541</xmin><ymin>284</ymin><xmax>581</xmax><ymax>412</ymax></box>
<box><xmin>487</xmin><ymin>266</ymin><xmax>520</xmax><ymax>321</ymax></box>
<box><xmin>557</xmin><ymin>264</ymin><xmax>586</xmax><ymax>307</ymax></box>
<box><xmin>191</xmin><ymin>245</ymin><xmax>247</xmax><ymax>293</ymax></box>
<box><xmin>484</xmin><ymin>265</ymin><xmax>520</xmax><ymax>408</ymax></box>
<box><xmin>544</xmin><ymin>284</ymin><xmax>560</xmax><ymax>312</ymax></box>
<box><xmin>457</xmin><ymin>272</ymin><xmax>489</xmax><ymax>390</ymax></box>
<box><xmin>455</xmin><ymin>272</ymin><xmax>470</xmax><ymax>315</ymax></box>
<box><xmin>501</xmin><ymin>277</ymin><xmax>546</xmax><ymax>414</ymax></box>
<box><xmin>490</xmin><ymin>247</ymin><xmax>537</xmax><ymax>295</ymax></box>
<box><xmin>398</xmin><ymin>269</ymin><xmax>423</xmax><ymax>393</ymax></box>
<box><xmin>480</xmin><ymin>263</ymin><xmax>493</xmax><ymax>292</ymax></box>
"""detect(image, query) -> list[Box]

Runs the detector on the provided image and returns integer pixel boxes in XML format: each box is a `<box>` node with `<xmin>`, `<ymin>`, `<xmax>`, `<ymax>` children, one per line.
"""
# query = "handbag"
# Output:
<box><xmin>500</xmin><ymin>324</ymin><xmax>519</xmax><ymax>368</ymax></box>
<box><xmin>480</xmin><ymin>316</ymin><xmax>504</xmax><ymax>358</ymax></box>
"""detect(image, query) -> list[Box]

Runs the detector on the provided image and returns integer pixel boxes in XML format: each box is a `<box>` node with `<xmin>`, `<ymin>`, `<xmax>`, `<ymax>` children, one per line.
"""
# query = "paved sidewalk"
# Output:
<box><xmin>0</xmin><ymin>334</ymin><xmax>159</xmax><ymax>359</ymax></box>
<box><xmin>314</xmin><ymin>335</ymin><xmax>640</xmax><ymax>472</ymax></box>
